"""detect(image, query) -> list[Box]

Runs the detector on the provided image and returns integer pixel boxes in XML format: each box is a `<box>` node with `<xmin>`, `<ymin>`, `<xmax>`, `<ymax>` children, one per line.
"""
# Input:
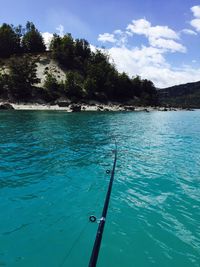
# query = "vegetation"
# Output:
<box><xmin>0</xmin><ymin>24</ymin><xmax>21</xmax><ymax>58</ymax></box>
<box><xmin>158</xmin><ymin>82</ymin><xmax>200</xmax><ymax>108</ymax></box>
<box><xmin>0</xmin><ymin>55</ymin><xmax>40</xmax><ymax>100</ymax></box>
<box><xmin>0</xmin><ymin>21</ymin><xmax>158</xmax><ymax>105</ymax></box>
<box><xmin>22</xmin><ymin>22</ymin><xmax>46</xmax><ymax>53</ymax></box>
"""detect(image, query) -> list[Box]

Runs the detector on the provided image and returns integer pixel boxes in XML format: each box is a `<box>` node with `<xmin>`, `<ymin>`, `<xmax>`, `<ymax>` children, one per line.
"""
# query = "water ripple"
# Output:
<box><xmin>0</xmin><ymin>110</ymin><xmax>200</xmax><ymax>266</ymax></box>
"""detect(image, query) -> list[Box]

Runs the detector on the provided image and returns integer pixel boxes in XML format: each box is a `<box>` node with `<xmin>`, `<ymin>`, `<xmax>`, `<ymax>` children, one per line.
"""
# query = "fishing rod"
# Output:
<box><xmin>88</xmin><ymin>145</ymin><xmax>117</xmax><ymax>267</ymax></box>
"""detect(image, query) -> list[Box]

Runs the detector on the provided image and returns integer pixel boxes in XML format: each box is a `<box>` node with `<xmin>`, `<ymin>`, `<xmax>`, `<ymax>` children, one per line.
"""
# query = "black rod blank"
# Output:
<box><xmin>88</xmin><ymin>148</ymin><xmax>117</xmax><ymax>267</ymax></box>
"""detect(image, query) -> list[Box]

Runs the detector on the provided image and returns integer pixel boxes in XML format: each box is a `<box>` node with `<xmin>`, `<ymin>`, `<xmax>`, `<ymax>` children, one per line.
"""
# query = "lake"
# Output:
<box><xmin>0</xmin><ymin>110</ymin><xmax>200</xmax><ymax>267</ymax></box>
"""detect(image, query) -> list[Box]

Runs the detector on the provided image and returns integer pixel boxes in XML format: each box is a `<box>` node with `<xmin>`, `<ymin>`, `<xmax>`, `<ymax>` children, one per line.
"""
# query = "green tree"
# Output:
<box><xmin>22</xmin><ymin>22</ymin><xmax>46</xmax><ymax>53</ymax></box>
<box><xmin>0</xmin><ymin>23</ymin><xmax>21</xmax><ymax>58</ymax></box>
<box><xmin>84</xmin><ymin>77</ymin><xmax>97</xmax><ymax>98</ymax></box>
<box><xmin>8</xmin><ymin>55</ymin><xmax>40</xmax><ymax>99</ymax></box>
<box><xmin>86</xmin><ymin>50</ymin><xmax>113</xmax><ymax>92</ymax></box>
<box><xmin>43</xmin><ymin>72</ymin><xmax>62</xmax><ymax>100</ymax></box>
<box><xmin>65</xmin><ymin>71</ymin><xmax>84</xmax><ymax>98</ymax></box>
<box><xmin>0</xmin><ymin>72</ymin><xmax>10</xmax><ymax>97</ymax></box>
<box><xmin>114</xmin><ymin>72</ymin><xmax>134</xmax><ymax>100</ymax></box>
<box><xmin>141</xmin><ymin>79</ymin><xmax>158</xmax><ymax>105</ymax></box>
<box><xmin>131</xmin><ymin>75</ymin><xmax>142</xmax><ymax>97</ymax></box>
<box><xmin>44</xmin><ymin>72</ymin><xmax>59</xmax><ymax>91</ymax></box>
<box><xmin>50</xmin><ymin>33</ymin><xmax>74</xmax><ymax>69</ymax></box>
<box><xmin>74</xmin><ymin>39</ymin><xmax>91</xmax><ymax>73</ymax></box>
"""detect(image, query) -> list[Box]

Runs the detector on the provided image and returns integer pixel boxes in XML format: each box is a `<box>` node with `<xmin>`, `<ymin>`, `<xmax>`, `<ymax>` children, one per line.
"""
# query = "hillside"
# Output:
<box><xmin>158</xmin><ymin>81</ymin><xmax>200</xmax><ymax>108</ymax></box>
<box><xmin>0</xmin><ymin>52</ymin><xmax>66</xmax><ymax>87</ymax></box>
<box><xmin>0</xmin><ymin>22</ymin><xmax>159</xmax><ymax>106</ymax></box>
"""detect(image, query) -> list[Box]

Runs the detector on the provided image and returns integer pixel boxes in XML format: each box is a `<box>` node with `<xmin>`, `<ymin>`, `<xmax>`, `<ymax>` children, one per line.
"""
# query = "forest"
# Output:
<box><xmin>0</xmin><ymin>22</ymin><xmax>158</xmax><ymax>105</ymax></box>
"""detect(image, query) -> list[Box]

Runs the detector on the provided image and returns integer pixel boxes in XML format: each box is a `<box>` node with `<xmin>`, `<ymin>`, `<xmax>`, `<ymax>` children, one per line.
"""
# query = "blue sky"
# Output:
<box><xmin>1</xmin><ymin>0</ymin><xmax>200</xmax><ymax>87</ymax></box>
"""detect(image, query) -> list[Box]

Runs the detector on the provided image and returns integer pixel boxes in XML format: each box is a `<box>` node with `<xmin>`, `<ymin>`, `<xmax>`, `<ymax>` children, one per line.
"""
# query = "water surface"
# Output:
<box><xmin>0</xmin><ymin>110</ymin><xmax>200</xmax><ymax>267</ymax></box>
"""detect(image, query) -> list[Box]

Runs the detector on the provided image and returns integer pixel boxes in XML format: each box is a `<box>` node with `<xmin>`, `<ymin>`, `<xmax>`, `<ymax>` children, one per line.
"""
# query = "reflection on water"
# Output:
<box><xmin>0</xmin><ymin>110</ymin><xmax>200</xmax><ymax>267</ymax></box>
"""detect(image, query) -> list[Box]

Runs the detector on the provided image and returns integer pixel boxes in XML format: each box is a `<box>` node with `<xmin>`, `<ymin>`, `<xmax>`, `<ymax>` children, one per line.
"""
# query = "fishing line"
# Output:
<box><xmin>58</xmin><ymin>174</ymin><xmax>108</xmax><ymax>267</ymax></box>
<box><xmin>59</xmin><ymin>142</ymin><xmax>118</xmax><ymax>267</ymax></box>
<box><xmin>58</xmin><ymin>219</ymin><xmax>89</xmax><ymax>267</ymax></box>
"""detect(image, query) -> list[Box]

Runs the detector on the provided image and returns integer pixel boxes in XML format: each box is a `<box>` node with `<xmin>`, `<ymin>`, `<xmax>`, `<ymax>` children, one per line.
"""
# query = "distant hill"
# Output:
<box><xmin>158</xmin><ymin>81</ymin><xmax>200</xmax><ymax>108</ymax></box>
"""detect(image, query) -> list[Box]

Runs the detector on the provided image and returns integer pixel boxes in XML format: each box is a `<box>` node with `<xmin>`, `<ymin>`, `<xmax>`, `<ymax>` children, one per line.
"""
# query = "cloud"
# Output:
<box><xmin>190</xmin><ymin>18</ymin><xmax>200</xmax><ymax>31</ymax></box>
<box><xmin>149</xmin><ymin>37</ymin><xmax>186</xmax><ymax>53</ymax></box>
<box><xmin>97</xmin><ymin>17</ymin><xmax>200</xmax><ymax>88</ymax></box>
<box><xmin>106</xmin><ymin>46</ymin><xmax>200</xmax><ymax>88</ymax></box>
<box><xmin>126</xmin><ymin>19</ymin><xmax>179</xmax><ymax>39</ymax></box>
<box><xmin>46</xmin><ymin>8</ymin><xmax>90</xmax><ymax>36</ymax></box>
<box><xmin>98</xmin><ymin>33</ymin><xmax>117</xmax><ymax>43</ymax></box>
<box><xmin>190</xmin><ymin>6</ymin><xmax>200</xmax><ymax>32</ymax></box>
<box><xmin>191</xmin><ymin>6</ymin><xmax>200</xmax><ymax>18</ymax></box>
<box><xmin>108</xmin><ymin>46</ymin><xmax>167</xmax><ymax>69</ymax></box>
<box><xmin>181</xmin><ymin>29</ymin><xmax>197</xmax><ymax>35</ymax></box>
<box><xmin>125</xmin><ymin>19</ymin><xmax>186</xmax><ymax>52</ymax></box>
<box><xmin>114</xmin><ymin>29</ymin><xmax>123</xmax><ymax>35</ymax></box>
<box><xmin>56</xmin><ymin>24</ymin><xmax>64</xmax><ymax>37</ymax></box>
<box><xmin>98</xmin><ymin>19</ymin><xmax>185</xmax><ymax>52</ymax></box>
<box><xmin>42</xmin><ymin>24</ymin><xmax>65</xmax><ymax>49</ymax></box>
<box><xmin>90</xmin><ymin>44</ymin><xmax>97</xmax><ymax>53</ymax></box>
<box><xmin>42</xmin><ymin>32</ymin><xmax>53</xmax><ymax>49</ymax></box>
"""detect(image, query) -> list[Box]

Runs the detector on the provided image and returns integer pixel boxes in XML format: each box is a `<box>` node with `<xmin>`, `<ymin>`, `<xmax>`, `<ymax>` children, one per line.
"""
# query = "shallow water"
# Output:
<box><xmin>0</xmin><ymin>110</ymin><xmax>200</xmax><ymax>267</ymax></box>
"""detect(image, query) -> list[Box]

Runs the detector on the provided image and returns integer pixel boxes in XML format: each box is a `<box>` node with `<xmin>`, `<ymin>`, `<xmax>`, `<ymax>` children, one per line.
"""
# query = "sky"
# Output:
<box><xmin>1</xmin><ymin>0</ymin><xmax>200</xmax><ymax>88</ymax></box>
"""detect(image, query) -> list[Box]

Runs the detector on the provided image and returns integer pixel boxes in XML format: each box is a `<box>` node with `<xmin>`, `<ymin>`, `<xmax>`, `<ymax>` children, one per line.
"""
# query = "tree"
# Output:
<box><xmin>132</xmin><ymin>76</ymin><xmax>142</xmax><ymax>97</ymax></box>
<box><xmin>65</xmin><ymin>71</ymin><xmax>84</xmax><ymax>98</ymax></box>
<box><xmin>22</xmin><ymin>22</ymin><xmax>46</xmax><ymax>53</ymax></box>
<box><xmin>0</xmin><ymin>72</ymin><xmax>10</xmax><ymax>97</ymax></box>
<box><xmin>86</xmin><ymin>50</ymin><xmax>112</xmax><ymax>92</ymax></box>
<box><xmin>141</xmin><ymin>79</ymin><xmax>158</xmax><ymax>105</ymax></box>
<box><xmin>50</xmin><ymin>33</ymin><xmax>74</xmax><ymax>69</ymax></box>
<box><xmin>44</xmin><ymin>72</ymin><xmax>59</xmax><ymax>91</ymax></box>
<box><xmin>43</xmin><ymin>72</ymin><xmax>63</xmax><ymax>100</ymax></box>
<box><xmin>8</xmin><ymin>55</ymin><xmax>40</xmax><ymax>99</ymax></box>
<box><xmin>0</xmin><ymin>23</ymin><xmax>21</xmax><ymax>58</ymax></box>
<box><xmin>74</xmin><ymin>39</ymin><xmax>91</xmax><ymax>73</ymax></box>
<box><xmin>84</xmin><ymin>77</ymin><xmax>97</xmax><ymax>98</ymax></box>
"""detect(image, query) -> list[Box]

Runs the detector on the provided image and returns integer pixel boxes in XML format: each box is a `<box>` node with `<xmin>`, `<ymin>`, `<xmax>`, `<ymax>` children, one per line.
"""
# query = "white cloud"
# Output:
<box><xmin>56</xmin><ymin>24</ymin><xmax>64</xmax><ymax>37</ymax></box>
<box><xmin>125</xmin><ymin>19</ymin><xmax>185</xmax><ymax>52</ymax></box>
<box><xmin>190</xmin><ymin>18</ymin><xmax>200</xmax><ymax>31</ymax></box>
<box><xmin>98</xmin><ymin>19</ymin><xmax>185</xmax><ymax>52</ymax></box>
<box><xmin>42</xmin><ymin>24</ymin><xmax>65</xmax><ymax>49</ymax></box>
<box><xmin>114</xmin><ymin>29</ymin><xmax>123</xmax><ymax>35</ymax></box>
<box><xmin>191</xmin><ymin>6</ymin><xmax>200</xmax><ymax>18</ymax></box>
<box><xmin>96</xmin><ymin>17</ymin><xmax>196</xmax><ymax>87</ymax></box>
<box><xmin>190</xmin><ymin>6</ymin><xmax>200</xmax><ymax>32</ymax></box>
<box><xmin>149</xmin><ymin>37</ymin><xmax>186</xmax><ymax>53</ymax></box>
<box><xmin>181</xmin><ymin>29</ymin><xmax>197</xmax><ymax>35</ymax></box>
<box><xmin>127</xmin><ymin>19</ymin><xmax>179</xmax><ymax>39</ymax></box>
<box><xmin>42</xmin><ymin>32</ymin><xmax>53</xmax><ymax>49</ymax></box>
<box><xmin>90</xmin><ymin>44</ymin><xmax>97</xmax><ymax>53</ymax></box>
<box><xmin>106</xmin><ymin>46</ymin><xmax>200</xmax><ymax>88</ymax></box>
<box><xmin>108</xmin><ymin>46</ymin><xmax>166</xmax><ymax>69</ymax></box>
<box><xmin>98</xmin><ymin>33</ymin><xmax>117</xmax><ymax>43</ymax></box>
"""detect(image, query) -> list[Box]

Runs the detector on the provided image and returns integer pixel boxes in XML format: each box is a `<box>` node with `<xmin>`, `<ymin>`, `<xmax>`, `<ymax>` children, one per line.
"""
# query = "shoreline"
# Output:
<box><xmin>0</xmin><ymin>101</ymin><xmax>190</xmax><ymax>112</ymax></box>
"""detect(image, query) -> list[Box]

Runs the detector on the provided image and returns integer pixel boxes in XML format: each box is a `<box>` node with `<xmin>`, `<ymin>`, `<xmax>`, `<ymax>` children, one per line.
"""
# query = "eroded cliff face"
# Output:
<box><xmin>35</xmin><ymin>54</ymin><xmax>66</xmax><ymax>87</ymax></box>
<box><xmin>0</xmin><ymin>52</ymin><xmax>66</xmax><ymax>88</ymax></box>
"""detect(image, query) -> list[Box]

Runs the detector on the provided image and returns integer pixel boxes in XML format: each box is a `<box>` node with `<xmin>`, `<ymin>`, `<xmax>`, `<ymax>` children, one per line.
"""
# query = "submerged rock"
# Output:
<box><xmin>0</xmin><ymin>103</ymin><xmax>14</xmax><ymax>110</ymax></box>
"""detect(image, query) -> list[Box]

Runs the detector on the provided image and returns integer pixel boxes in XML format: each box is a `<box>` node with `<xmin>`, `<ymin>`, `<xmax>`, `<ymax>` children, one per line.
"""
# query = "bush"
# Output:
<box><xmin>8</xmin><ymin>55</ymin><xmax>40</xmax><ymax>99</ymax></box>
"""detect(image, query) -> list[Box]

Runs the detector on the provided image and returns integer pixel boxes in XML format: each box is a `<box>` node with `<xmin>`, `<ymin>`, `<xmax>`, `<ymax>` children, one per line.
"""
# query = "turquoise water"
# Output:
<box><xmin>0</xmin><ymin>110</ymin><xmax>200</xmax><ymax>267</ymax></box>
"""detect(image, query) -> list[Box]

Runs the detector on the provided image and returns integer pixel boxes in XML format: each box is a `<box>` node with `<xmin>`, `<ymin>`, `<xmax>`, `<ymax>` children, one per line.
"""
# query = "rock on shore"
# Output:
<box><xmin>0</xmin><ymin>103</ymin><xmax>14</xmax><ymax>110</ymax></box>
<box><xmin>0</xmin><ymin>101</ymin><xmax>190</xmax><ymax>112</ymax></box>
